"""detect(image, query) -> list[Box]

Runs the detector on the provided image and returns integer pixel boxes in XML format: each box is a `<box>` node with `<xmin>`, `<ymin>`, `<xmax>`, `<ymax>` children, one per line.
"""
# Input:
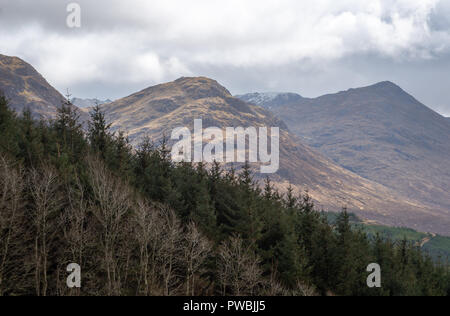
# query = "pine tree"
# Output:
<box><xmin>52</xmin><ymin>95</ymin><xmax>86</xmax><ymax>174</ymax></box>
<box><xmin>263</xmin><ymin>177</ymin><xmax>274</xmax><ymax>200</ymax></box>
<box><xmin>109</xmin><ymin>131</ymin><xmax>133</xmax><ymax>178</ymax></box>
<box><xmin>88</xmin><ymin>103</ymin><xmax>112</xmax><ymax>158</ymax></box>
<box><xmin>0</xmin><ymin>98</ymin><xmax>449</xmax><ymax>296</ymax></box>
<box><xmin>17</xmin><ymin>110</ymin><xmax>44</xmax><ymax>168</ymax></box>
<box><xmin>0</xmin><ymin>94</ymin><xmax>19</xmax><ymax>157</ymax></box>
<box><xmin>237</xmin><ymin>163</ymin><xmax>262</xmax><ymax>246</ymax></box>
<box><xmin>284</xmin><ymin>185</ymin><xmax>297</xmax><ymax>210</ymax></box>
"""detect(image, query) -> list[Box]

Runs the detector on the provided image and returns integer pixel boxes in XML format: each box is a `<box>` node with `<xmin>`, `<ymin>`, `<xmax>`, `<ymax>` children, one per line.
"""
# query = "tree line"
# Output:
<box><xmin>0</xmin><ymin>94</ymin><xmax>449</xmax><ymax>296</ymax></box>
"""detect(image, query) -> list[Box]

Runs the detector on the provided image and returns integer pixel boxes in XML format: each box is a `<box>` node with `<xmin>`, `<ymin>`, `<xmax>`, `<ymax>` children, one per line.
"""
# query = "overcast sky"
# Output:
<box><xmin>1</xmin><ymin>0</ymin><xmax>450</xmax><ymax>116</ymax></box>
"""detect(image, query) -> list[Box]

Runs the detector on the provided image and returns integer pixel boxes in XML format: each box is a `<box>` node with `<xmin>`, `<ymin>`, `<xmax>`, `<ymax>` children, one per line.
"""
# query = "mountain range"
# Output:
<box><xmin>1</xmin><ymin>54</ymin><xmax>449</xmax><ymax>235</ymax></box>
<box><xmin>237</xmin><ymin>84</ymin><xmax>450</xmax><ymax>230</ymax></box>
<box><xmin>96</xmin><ymin>77</ymin><xmax>449</xmax><ymax>234</ymax></box>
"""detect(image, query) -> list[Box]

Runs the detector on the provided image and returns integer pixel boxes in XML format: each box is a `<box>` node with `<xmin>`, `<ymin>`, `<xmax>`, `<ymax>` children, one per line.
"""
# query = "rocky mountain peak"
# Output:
<box><xmin>173</xmin><ymin>76</ymin><xmax>232</xmax><ymax>100</ymax></box>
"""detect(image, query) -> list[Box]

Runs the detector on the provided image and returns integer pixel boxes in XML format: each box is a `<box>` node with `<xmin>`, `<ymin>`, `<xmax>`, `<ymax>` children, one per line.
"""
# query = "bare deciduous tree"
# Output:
<box><xmin>263</xmin><ymin>270</ymin><xmax>289</xmax><ymax>296</ymax></box>
<box><xmin>0</xmin><ymin>155</ymin><xmax>26</xmax><ymax>296</ymax></box>
<box><xmin>293</xmin><ymin>281</ymin><xmax>317</xmax><ymax>297</ymax></box>
<box><xmin>183</xmin><ymin>222</ymin><xmax>212</xmax><ymax>296</ymax></box>
<box><xmin>133</xmin><ymin>199</ymin><xmax>164</xmax><ymax>296</ymax></box>
<box><xmin>158</xmin><ymin>206</ymin><xmax>184</xmax><ymax>296</ymax></box>
<box><xmin>28</xmin><ymin>166</ymin><xmax>63</xmax><ymax>296</ymax></box>
<box><xmin>58</xmin><ymin>176</ymin><xmax>91</xmax><ymax>296</ymax></box>
<box><xmin>87</xmin><ymin>157</ymin><xmax>131</xmax><ymax>296</ymax></box>
<box><xmin>217</xmin><ymin>235</ymin><xmax>263</xmax><ymax>296</ymax></box>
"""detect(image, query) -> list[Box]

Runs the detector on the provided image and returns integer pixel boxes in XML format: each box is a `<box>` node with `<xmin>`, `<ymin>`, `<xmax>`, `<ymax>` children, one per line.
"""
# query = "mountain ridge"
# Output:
<box><xmin>0</xmin><ymin>54</ymin><xmax>88</xmax><ymax>122</ymax></box>
<box><xmin>1</xmin><ymin>53</ymin><xmax>448</xmax><ymax>235</ymax></box>
<box><xmin>71</xmin><ymin>97</ymin><xmax>112</xmax><ymax>108</ymax></box>
<box><xmin>99</xmin><ymin>77</ymin><xmax>450</xmax><ymax>235</ymax></box>
<box><xmin>0</xmin><ymin>54</ymin><xmax>65</xmax><ymax>119</ymax></box>
<box><xmin>237</xmin><ymin>81</ymin><xmax>450</xmax><ymax>233</ymax></box>
<box><xmin>236</xmin><ymin>92</ymin><xmax>303</xmax><ymax>110</ymax></box>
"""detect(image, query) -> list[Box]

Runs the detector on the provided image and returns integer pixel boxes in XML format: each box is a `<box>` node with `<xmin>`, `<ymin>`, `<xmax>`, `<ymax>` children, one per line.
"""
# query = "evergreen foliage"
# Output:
<box><xmin>0</xmin><ymin>95</ymin><xmax>448</xmax><ymax>296</ymax></box>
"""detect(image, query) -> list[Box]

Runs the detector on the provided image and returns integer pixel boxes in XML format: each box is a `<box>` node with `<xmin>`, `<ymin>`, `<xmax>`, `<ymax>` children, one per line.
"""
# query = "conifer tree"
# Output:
<box><xmin>88</xmin><ymin>103</ymin><xmax>112</xmax><ymax>158</ymax></box>
<box><xmin>52</xmin><ymin>95</ymin><xmax>86</xmax><ymax>177</ymax></box>
<box><xmin>0</xmin><ymin>94</ymin><xmax>19</xmax><ymax>157</ymax></box>
<box><xmin>0</xmin><ymin>96</ymin><xmax>448</xmax><ymax>296</ymax></box>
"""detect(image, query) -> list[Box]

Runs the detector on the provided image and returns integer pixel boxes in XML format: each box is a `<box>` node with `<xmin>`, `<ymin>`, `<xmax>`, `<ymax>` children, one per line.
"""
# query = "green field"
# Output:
<box><xmin>423</xmin><ymin>236</ymin><xmax>450</xmax><ymax>261</ymax></box>
<box><xmin>325</xmin><ymin>212</ymin><xmax>450</xmax><ymax>261</ymax></box>
<box><xmin>360</xmin><ymin>225</ymin><xmax>427</xmax><ymax>242</ymax></box>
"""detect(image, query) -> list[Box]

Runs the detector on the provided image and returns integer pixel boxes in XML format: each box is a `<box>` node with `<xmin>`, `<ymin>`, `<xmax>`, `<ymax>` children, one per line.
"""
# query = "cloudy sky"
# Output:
<box><xmin>1</xmin><ymin>0</ymin><xmax>450</xmax><ymax>116</ymax></box>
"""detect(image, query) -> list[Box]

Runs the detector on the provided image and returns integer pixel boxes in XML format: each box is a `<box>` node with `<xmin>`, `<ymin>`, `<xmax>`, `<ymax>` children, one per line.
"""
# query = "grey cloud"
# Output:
<box><xmin>0</xmin><ymin>0</ymin><xmax>449</xmax><ymax>116</ymax></box>
<box><xmin>430</xmin><ymin>1</ymin><xmax>450</xmax><ymax>31</ymax></box>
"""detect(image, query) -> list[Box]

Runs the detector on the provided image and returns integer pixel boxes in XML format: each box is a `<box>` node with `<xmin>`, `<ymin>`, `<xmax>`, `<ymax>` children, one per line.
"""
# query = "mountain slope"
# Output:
<box><xmin>100</xmin><ymin>77</ymin><xmax>450</xmax><ymax>235</ymax></box>
<box><xmin>0</xmin><ymin>54</ymin><xmax>90</xmax><ymax>125</ymax></box>
<box><xmin>72</xmin><ymin>97</ymin><xmax>112</xmax><ymax>108</ymax></box>
<box><xmin>237</xmin><ymin>82</ymin><xmax>450</xmax><ymax>230</ymax></box>
<box><xmin>0</xmin><ymin>54</ymin><xmax>67</xmax><ymax>119</ymax></box>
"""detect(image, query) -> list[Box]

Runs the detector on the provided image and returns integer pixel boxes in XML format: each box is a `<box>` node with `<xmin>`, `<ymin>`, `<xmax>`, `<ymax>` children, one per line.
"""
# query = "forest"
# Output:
<box><xmin>0</xmin><ymin>94</ymin><xmax>449</xmax><ymax>296</ymax></box>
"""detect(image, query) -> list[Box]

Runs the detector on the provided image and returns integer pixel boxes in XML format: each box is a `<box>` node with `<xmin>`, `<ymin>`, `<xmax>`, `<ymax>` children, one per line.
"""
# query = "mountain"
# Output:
<box><xmin>101</xmin><ymin>77</ymin><xmax>287</xmax><ymax>142</ymax></box>
<box><xmin>0</xmin><ymin>54</ymin><xmax>90</xmax><ymax>125</ymax></box>
<box><xmin>236</xmin><ymin>92</ymin><xmax>303</xmax><ymax>110</ymax></box>
<box><xmin>1</xmin><ymin>53</ymin><xmax>447</xmax><ymax>235</ymax></box>
<box><xmin>72</xmin><ymin>97</ymin><xmax>112</xmax><ymax>108</ymax></box>
<box><xmin>0</xmin><ymin>54</ymin><xmax>67</xmax><ymax>119</ymax></box>
<box><xmin>238</xmin><ymin>82</ymin><xmax>450</xmax><ymax>232</ymax></box>
<box><xmin>99</xmin><ymin>77</ymin><xmax>450</xmax><ymax>235</ymax></box>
